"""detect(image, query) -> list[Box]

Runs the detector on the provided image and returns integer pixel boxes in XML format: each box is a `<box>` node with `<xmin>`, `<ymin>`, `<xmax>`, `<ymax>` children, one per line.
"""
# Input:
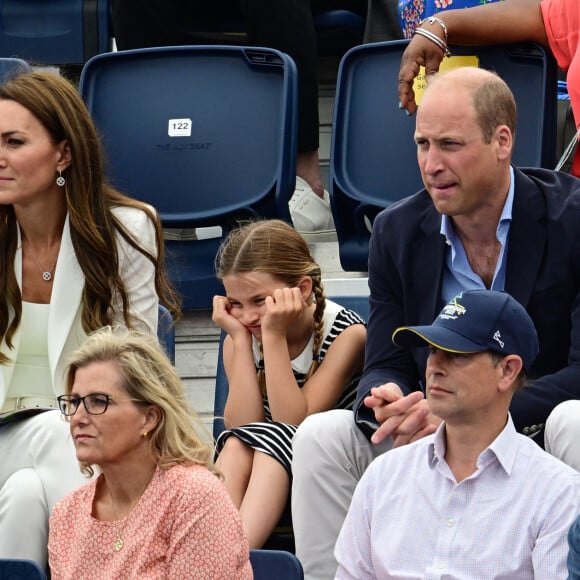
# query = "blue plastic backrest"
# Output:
<box><xmin>80</xmin><ymin>45</ymin><xmax>297</xmax><ymax>226</ymax></box>
<box><xmin>330</xmin><ymin>40</ymin><xmax>558</xmax><ymax>272</ymax></box>
<box><xmin>212</xmin><ymin>293</ymin><xmax>369</xmax><ymax>439</ymax></box>
<box><xmin>0</xmin><ymin>0</ymin><xmax>111</xmax><ymax>65</ymax></box>
<box><xmin>80</xmin><ymin>45</ymin><xmax>298</xmax><ymax>309</ymax></box>
<box><xmin>0</xmin><ymin>57</ymin><xmax>31</xmax><ymax>79</ymax></box>
<box><xmin>0</xmin><ymin>559</ymin><xmax>47</xmax><ymax>579</ymax></box>
<box><xmin>157</xmin><ymin>304</ymin><xmax>175</xmax><ymax>365</ymax></box>
<box><xmin>249</xmin><ymin>549</ymin><xmax>304</xmax><ymax>580</ymax></box>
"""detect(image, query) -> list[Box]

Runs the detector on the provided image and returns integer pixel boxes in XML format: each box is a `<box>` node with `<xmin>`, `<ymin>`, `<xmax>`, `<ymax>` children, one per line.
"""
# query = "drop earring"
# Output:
<box><xmin>56</xmin><ymin>170</ymin><xmax>65</xmax><ymax>187</ymax></box>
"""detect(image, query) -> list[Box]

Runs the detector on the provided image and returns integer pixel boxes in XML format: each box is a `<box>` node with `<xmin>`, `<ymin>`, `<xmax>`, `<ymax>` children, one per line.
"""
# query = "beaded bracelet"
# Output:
<box><xmin>413</xmin><ymin>27</ymin><xmax>452</xmax><ymax>58</ymax></box>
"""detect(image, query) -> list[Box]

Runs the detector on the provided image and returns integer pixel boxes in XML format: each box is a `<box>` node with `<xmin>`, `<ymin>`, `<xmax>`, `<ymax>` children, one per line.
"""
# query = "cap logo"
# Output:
<box><xmin>439</xmin><ymin>297</ymin><xmax>466</xmax><ymax>320</ymax></box>
<box><xmin>493</xmin><ymin>330</ymin><xmax>504</xmax><ymax>349</ymax></box>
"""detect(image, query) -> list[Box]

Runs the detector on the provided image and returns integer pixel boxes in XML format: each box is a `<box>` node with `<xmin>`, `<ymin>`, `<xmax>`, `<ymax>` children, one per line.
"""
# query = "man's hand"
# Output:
<box><xmin>365</xmin><ymin>384</ymin><xmax>440</xmax><ymax>445</ymax></box>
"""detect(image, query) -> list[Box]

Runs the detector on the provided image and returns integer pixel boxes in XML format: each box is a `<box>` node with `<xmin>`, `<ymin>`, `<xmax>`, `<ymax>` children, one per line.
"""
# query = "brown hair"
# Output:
<box><xmin>215</xmin><ymin>219</ymin><xmax>325</xmax><ymax>383</ymax></box>
<box><xmin>0</xmin><ymin>71</ymin><xmax>180</xmax><ymax>363</ymax></box>
<box><xmin>65</xmin><ymin>327</ymin><xmax>215</xmax><ymax>477</ymax></box>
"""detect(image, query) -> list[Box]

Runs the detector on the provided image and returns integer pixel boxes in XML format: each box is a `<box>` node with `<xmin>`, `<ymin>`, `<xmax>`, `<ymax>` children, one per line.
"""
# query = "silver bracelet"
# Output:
<box><xmin>413</xmin><ymin>27</ymin><xmax>452</xmax><ymax>57</ymax></box>
<box><xmin>420</xmin><ymin>16</ymin><xmax>449</xmax><ymax>44</ymax></box>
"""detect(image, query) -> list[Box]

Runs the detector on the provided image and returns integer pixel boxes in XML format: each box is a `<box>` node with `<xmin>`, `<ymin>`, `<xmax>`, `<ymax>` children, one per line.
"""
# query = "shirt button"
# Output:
<box><xmin>447</xmin><ymin>519</ymin><xmax>454</xmax><ymax>527</ymax></box>
<box><xmin>438</xmin><ymin>562</ymin><xmax>445</xmax><ymax>570</ymax></box>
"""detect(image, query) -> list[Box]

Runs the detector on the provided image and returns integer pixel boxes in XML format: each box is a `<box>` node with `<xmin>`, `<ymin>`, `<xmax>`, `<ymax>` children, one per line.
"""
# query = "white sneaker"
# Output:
<box><xmin>289</xmin><ymin>176</ymin><xmax>337</xmax><ymax>242</ymax></box>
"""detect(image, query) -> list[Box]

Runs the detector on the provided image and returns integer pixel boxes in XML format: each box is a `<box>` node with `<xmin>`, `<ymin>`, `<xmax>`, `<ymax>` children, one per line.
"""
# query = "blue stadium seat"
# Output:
<box><xmin>169</xmin><ymin>5</ymin><xmax>365</xmax><ymax>57</ymax></box>
<box><xmin>0</xmin><ymin>57</ymin><xmax>30</xmax><ymax>79</ymax></box>
<box><xmin>79</xmin><ymin>45</ymin><xmax>298</xmax><ymax>309</ymax></box>
<box><xmin>157</xmin><ymin>304</ymin><xmax>175</xmax><ymax>365</ymax></box>
<box><xmin>250</xmin><ymin>549</ymin><xmax>304</xmax><ymax>580</ymax></box>
<box><xmin>330</xmin><ymin>40</ymin><xmax>558</xmax><ymax>272</ymax></box>
<box><xmin>0</xmin><ymin>0</ymin><xmax>112</xmax><ymax>66</ymax></box>
<box><xmin>0</xmin><ymin>559</ymin><xmax>47</xmax><ymax>579</ymax></box>
<box><xmin>313</xmin><ymin>9</ymin><xmax>365</xmax><ymax>56</ymax></box>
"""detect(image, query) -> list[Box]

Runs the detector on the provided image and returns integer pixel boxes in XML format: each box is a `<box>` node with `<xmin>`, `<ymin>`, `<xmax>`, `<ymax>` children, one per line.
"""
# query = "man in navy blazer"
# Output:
<box><xmin>292</xmin><ymin>66</ymin><xmax>580</xmax><ymax>580</ymax></box>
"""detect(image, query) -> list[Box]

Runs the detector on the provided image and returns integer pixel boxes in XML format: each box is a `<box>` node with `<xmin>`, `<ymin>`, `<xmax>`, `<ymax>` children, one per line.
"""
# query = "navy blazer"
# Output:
<box><xmin>355</xmin><ymin>167</ymin><xmax>580</xmax><ymax>446</ymax></box>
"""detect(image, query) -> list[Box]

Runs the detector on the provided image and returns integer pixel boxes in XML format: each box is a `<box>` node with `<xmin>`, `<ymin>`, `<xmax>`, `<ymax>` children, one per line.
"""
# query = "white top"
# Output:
<box><xmin>335</xmin><ymin>416</ymin><xmax>580</xmax><ymax>580</ymax></box>
<box><xmin>8</xmin><ymin>301</ymin><xmax>52</xmax><ymax>398</ymax></box>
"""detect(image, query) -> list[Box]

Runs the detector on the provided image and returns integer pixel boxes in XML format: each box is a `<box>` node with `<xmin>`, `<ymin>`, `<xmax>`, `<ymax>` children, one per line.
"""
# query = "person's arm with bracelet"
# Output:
<box><xmin>398</xmin><ymin>0</ymin><xmax>549</xmax><ymax>114</ymax></box>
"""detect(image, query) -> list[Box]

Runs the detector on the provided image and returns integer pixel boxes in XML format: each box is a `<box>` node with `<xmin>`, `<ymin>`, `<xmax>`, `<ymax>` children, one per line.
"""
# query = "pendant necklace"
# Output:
<box><xmin>108</xmin><ymin>469</ymin><xmax>155</xmax><ymax>553</ymax></box>
<box><xmin>23</xmin><ymin>237</ymin><xmax>58</xmax><ymax>282</ymax></box>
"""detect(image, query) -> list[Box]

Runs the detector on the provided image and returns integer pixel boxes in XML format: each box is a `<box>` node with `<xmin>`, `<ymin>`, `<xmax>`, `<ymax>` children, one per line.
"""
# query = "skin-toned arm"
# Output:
<box><xmin>398</xmin><ymin>0</ymin><xmax>548</xmax><ymax>114</ymax></box>
<box><xmin>212</xmin><ymin>295</ymin><xmax>265</xmax><ymax>427</ymax></box>
<box><xmin>262</xmin><ymin>289</ymin><xmax>366</xmax><ymax>425</ymax></box>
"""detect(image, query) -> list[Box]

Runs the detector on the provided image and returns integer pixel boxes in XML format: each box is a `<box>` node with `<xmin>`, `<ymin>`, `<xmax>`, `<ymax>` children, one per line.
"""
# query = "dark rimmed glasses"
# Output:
<box><xmin>57</xmin><ymin>394</ymin><xmax>140</xmax><ymax>416</ymax></box>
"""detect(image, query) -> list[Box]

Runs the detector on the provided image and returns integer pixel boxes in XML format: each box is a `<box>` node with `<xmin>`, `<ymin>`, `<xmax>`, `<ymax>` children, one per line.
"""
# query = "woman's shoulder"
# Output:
<box><xmin>51</xmin><ymin>478</ymin><xmax>96</xmax><ymax>520</ymax></box>
<box><xmin>158</xmin><ymin>464</ymin><xmax>223</xmax><ymax>495</ymax></box>
<box><xmin>111</xmin><ymin>203</ymin><xmax>156</xmax><ymax>226</ymax></box>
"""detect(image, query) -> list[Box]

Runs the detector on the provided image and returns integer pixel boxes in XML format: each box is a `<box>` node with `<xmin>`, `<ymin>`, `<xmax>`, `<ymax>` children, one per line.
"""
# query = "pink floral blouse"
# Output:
<box><xmin>48</xmin><ymin>464</ymin><xmax>252</xmax><ymax>579</ymax></box>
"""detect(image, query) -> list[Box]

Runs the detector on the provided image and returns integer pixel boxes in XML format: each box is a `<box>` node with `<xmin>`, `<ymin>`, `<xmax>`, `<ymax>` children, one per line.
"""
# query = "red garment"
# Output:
<box><xmin>542</xmin><ymin>0</ymin><xmax>580</xmax><ymax>176</ymax></box>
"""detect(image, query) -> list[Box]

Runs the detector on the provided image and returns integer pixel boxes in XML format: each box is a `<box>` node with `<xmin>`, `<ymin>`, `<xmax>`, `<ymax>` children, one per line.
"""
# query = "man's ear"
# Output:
<box><xmin>495</xmin><ymin>125</ymin><xmax>513</xmax><ymax>162</ymax></box>
<box><xmin>497</xmin><ymin>354</ymin><xmax>523</xmax><ymax>393</ymax></box>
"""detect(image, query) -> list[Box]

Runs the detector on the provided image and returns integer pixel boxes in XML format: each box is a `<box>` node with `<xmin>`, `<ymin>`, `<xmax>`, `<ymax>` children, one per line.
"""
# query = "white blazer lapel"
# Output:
<box><xmin>48</xmin><ymin>215</ymin><xmax>84</xmax><ymax>387</ymax></box>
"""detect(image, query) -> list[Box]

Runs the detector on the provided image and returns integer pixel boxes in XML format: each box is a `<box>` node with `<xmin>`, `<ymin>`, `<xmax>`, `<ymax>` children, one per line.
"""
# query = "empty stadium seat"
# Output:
<box><xmin>249</xmin><ymin>549</ymin><xmax>304</xmax><ymax>579</ymax></box>
<box><xmin>157</xmin><ymin>304</ymin><xmax>175</xmax><ymax>365</ymax></box>
<box><xmin>0</xmin><ymin>0</ymin><xmax>112</xmax><ymax>66</ymax></box>
<box><xmin>79</xmin><ymin>45</ymin><xmax>298</xmax><ymax>309</ymax></box>
<box><xmin>0</xmin><ymin>559</ymin><xmax>47</xmax><ymax>580</ymax></box>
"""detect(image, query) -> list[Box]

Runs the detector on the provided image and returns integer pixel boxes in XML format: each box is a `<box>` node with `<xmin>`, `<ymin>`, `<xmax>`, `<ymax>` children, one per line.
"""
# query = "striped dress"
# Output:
<box><xmin>215</xmin><ymin>300</ymin><xmax>365</xmax><ymax>476</ymax></box>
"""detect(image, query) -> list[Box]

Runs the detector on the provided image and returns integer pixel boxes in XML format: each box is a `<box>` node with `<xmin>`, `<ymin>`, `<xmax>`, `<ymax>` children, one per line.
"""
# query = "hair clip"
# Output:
<box><xmin>257</xmin><ymin>358</ymin><xmax>265</xmax><ymax>370</ymax></box>
<box><xmin>312</xmin><ymin>353</ymin><xmax>321</xmax><ymax>362</ymax></box>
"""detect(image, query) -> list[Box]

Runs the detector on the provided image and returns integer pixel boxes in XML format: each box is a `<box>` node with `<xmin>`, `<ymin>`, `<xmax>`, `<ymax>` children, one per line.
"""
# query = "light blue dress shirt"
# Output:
<box><xmin>440</xmin><ymin>166</ymin><xmax>515</xmax><ymax>304</ymax></box>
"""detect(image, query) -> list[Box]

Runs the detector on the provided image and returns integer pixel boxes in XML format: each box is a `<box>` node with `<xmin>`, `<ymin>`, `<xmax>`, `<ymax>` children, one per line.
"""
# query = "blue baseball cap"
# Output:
<box><xmin>392</xmin><ymin>290</ymin><xmax>539</xmax><ymax>369</ymax></box>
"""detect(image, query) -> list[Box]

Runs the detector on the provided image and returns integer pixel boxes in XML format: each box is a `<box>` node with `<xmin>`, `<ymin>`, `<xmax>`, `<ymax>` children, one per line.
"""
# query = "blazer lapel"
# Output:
<box><xmin>411</xmin><ymin>204</ymin><xmax>446</xmax><ymax>324</ymax></box>
<box><xmin>505</xmin><ymin>169</ymin><xmax>546</xmax><ymax>306</ymax></box>
<box><xmin>48</xmin><ymin>215</ymin><xmax>83</xmax><ymax>380</ymax></box>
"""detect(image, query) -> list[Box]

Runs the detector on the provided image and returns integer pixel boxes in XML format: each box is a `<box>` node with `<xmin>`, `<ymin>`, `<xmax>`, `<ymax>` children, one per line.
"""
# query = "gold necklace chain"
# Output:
<box><xmin>108</xmin><ymin>469</ymin><xmax>156</xmax><ymax>553</ymax></box>
<box><xmin>22</xmin><ymin>237</ymin><xmax>58</xmax><ymax>282</ymax></box>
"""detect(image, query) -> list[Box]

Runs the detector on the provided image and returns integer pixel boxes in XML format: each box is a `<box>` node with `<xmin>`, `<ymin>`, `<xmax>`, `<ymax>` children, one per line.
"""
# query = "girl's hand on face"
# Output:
<box><xmin>261</xmin><ymin>287</ymin><xmax>308</xmax><ymax>336</ymax></box>
<box><xmin>212</xmin><ymin>295</ymin><xmax>249</xmax><ymax>338</ymax></box>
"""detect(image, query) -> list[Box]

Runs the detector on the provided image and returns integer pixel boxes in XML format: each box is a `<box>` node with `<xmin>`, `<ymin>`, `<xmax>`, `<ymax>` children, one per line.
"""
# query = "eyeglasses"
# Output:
<box><xmin>57</xmin><ymin>394</ymin><xmax>141</xmax><ymax>416</ymax></box>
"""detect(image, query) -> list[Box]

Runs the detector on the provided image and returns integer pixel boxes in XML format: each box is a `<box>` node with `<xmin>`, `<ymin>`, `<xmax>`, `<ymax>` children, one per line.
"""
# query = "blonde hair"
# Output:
<box><xmin>215</xmin><ymin>219</ymin><xmax>326</xmax><ymax>383</ymax></box>
<box><xmin>65</xmin><ymin>327</ymin><xmax>215</xmax><ymax>477</ymax></box>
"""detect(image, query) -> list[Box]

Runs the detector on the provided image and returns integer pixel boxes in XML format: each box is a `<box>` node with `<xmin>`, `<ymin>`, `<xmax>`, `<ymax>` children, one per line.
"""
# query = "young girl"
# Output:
<box><xmin>212</xmin><ymin>219</ymin><xmax>366</xmax><ymax>548</ymax></box>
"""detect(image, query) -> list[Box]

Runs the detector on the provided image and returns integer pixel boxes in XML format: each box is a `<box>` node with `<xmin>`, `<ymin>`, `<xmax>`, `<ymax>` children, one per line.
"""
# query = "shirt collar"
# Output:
<box><xmin>428</xmin><ymin>414</ymin><xmax>518</xmax><ymax>476</ymax></box>
<box><xmin>440</xmin><ymin>166</ymin><xmax>515</xmax><ymax>242</ymax></box>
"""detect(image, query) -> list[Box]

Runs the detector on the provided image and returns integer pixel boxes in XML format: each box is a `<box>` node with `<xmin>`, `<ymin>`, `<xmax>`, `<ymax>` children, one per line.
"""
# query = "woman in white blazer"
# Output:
<box><xmin>0</xmin><ymin>71</ymin><xmax>180</xmax><ymax>568</ymax></box>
